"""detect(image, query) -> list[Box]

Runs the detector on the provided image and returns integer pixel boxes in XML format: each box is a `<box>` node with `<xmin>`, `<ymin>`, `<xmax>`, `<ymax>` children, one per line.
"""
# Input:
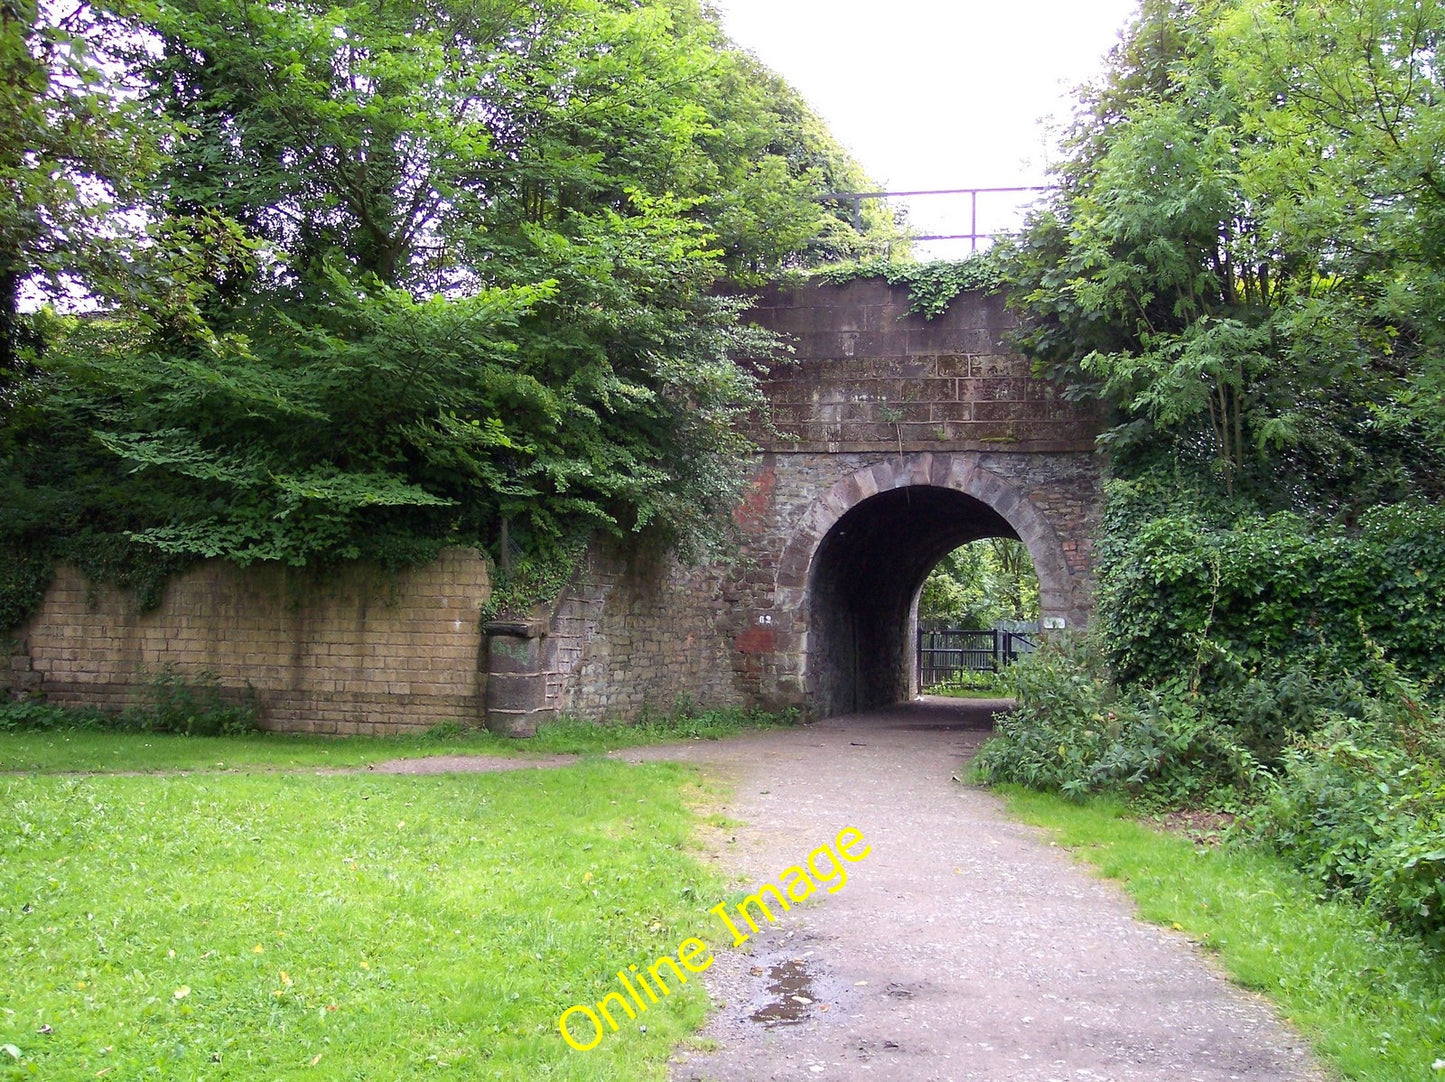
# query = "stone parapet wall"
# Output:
<box><xmin>6</xmin><ymin>548</ymin><xmax>491</xmax><ymax>734</ymax></box>
<box><xmin>742</xmin><ymin>280</ymin><xmax>1103</xmax><ymax>452</ymax></box>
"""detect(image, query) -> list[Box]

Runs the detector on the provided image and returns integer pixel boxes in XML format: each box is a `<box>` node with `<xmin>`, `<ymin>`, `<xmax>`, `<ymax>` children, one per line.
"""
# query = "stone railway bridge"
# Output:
<box><xmin>8</xmin><ymin>279</ymin><xmax>1104</xmax><ymax>734</ymax></box>
<box><xmin>484</xmin><ymin>278</ymin><xmax>1104</xmax><ymax>732</ymax></box>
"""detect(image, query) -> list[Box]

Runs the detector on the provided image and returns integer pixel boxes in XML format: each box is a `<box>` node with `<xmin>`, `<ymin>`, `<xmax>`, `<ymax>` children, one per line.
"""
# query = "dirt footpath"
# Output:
<box><xmin>614</xmin><ymin>698</ymin><xmax>1325</xmax><ymax>1082</ymax></box>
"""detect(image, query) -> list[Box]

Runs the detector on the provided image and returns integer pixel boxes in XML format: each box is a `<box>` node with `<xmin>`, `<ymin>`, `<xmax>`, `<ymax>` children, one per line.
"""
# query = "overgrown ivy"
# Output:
<box><xmin>58</xmin><ymin>532</ymin><xmax>191</xmax><ymax>613</ymax></box>
<box><xmin>812</xmin><ymin>253</ymin><xmax>1004</xmax><ymax>319</ymax></box>
<box><xmin>0</xmin><ymin>546</ymin><xmax>54</xmax><ymax>633</ymax></box>
<box><xmin>1097</xmin><ymin>478</ymin><xmax>1445</xmax><ymax>695</ymax></box>
<box><xmin>479</xmin><ymin>536</ymin><xmax>589</xmax><ymax>624</ymax></box>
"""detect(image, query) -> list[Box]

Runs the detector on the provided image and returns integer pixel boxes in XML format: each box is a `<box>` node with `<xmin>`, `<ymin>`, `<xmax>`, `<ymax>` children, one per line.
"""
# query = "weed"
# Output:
<box><xmin>925</xmin><ymin>668</ymin><xmax>1012</xmax><ymax>697</ymax></box>
<box><xmin>133</xmin><ymin>665</ymin><xmax>259</xmax><ymax>736</ymax></box>
<box><xmin>422</xmin><ymin>719</ymin><xmax>468</xmax><ymax>740</ymax></box>
<box><xmin>1</xmin><ymin>668</ymin><xmax>259</xmax><ymax>738</ymax></box>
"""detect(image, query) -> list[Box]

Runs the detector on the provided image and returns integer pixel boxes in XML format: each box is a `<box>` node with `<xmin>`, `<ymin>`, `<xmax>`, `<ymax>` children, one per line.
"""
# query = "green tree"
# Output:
<box><xmin>1219</xmin><ymin>0</ymin><xmax>1445</xmax><ymax>452</ymax></box>
<box><xmin>131</xmin><ymin>0</ymin><xmax>891</xmax><ymax>301</ymax></box>
<box><xmin>919</xmin><ymin>539</ymin><xmax>1039</xmax><ymax>628</ymax></box>
<box><xmin>1</xmin><ymin>0</ymin><xmax>893</xmax><ymax>624</ymax></box>
<box><xmin>1003</xmin><ymin>0</ymin><xmax>1445</xmax><ymax>508</ymax></box>
<box><xmin>0</xmin><ymin>0</ymin><xmax>155</xmax><ymax>386</ymax></box>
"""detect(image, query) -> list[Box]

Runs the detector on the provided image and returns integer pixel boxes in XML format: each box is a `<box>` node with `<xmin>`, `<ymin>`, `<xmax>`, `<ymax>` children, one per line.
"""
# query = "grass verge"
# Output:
<box><xmin>997</xmin><ymin>786</ymin><xmax>1445</xmax><ymax>1082</ymax></box>
<box><xmin>0</xmin><ymin>707</ymin><xmax>795</xmax><ymax>774</ymax></box>
<box><xmin>1</xmin><ymin>759</ymin><xmax>730</xmax><ymax>1080</ymax></box>
<box><xmin>925</xmin><ymin>688</ymin><xmax>1015</xmax><ymax>701</ymax></box>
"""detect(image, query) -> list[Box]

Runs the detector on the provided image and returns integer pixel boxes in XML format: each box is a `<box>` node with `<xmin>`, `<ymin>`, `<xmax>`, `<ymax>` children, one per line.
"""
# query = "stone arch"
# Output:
<box><xmin>773</xmin><ymin>452</ymin><xmax>1073</xmax><ymax>717</ymax></box>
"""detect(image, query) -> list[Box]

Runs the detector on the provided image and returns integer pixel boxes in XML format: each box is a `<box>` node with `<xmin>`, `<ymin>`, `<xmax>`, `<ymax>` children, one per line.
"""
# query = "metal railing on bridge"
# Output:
<box><xmin>817</xmin><ymin>186</ymin><xmax>1052</xmax><ymax>252</ymax></box>
<box><xmin>916</xmin><ymin>627</ymin><xmax>1036</xmax><ymax>692</ymax></box>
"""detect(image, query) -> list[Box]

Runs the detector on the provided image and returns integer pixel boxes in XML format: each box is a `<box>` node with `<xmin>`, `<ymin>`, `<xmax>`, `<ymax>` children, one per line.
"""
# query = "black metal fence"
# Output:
<box><xmin>917</xmin><ymin>627</ymin><xmax>1036</xmax><ymax>691</ymax></box>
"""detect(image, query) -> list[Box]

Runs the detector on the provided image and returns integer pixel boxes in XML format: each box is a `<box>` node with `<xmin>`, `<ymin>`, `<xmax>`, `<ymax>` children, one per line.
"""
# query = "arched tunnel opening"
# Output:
<box><xmin>807</xmin><ymin>484</ymin><xmax>1027</xmax><ymax>718</ymax></box>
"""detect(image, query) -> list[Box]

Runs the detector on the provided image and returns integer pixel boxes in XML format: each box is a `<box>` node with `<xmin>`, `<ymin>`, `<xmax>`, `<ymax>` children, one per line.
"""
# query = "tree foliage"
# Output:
<box><xmin>1003</xmin><ymin>0</ymin><xmax>1445</xmax><ymax>508</ymax></box>
<box><xmin>0</xmin><ymin>0</ymin><xmax>156</xmax><ymax>386</ymax></box>
<box><xmin>1</xmin><ymin>0</ymin><xmax>897</xmax><ymax>623</ymax></box>
<box><xmin>919</xmin><ymin>538</ymin><xmax>1039</xmax><ymax>628</ymax></box>
<box><xmin>985</xmin><ymin>0</ymin><xmax>1445</xmax><ymax>942</ymax></box>
<box><xmin>1002</xmin><ymin>0</ymin><xmax>1445</xmax><ymax>685</ymax></box>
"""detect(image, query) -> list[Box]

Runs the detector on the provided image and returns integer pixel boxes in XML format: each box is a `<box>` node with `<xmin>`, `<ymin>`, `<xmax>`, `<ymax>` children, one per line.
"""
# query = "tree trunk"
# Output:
<box><xmin>0</xmin><ymin>265</ymin><xmax>19</xmax><ymax>389</ymax></box>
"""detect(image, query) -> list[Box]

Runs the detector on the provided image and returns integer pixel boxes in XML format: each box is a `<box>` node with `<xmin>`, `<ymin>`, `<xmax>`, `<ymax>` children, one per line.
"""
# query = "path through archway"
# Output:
<box><xmin>774</xmin><ymin>453</ymin><xmax>1072</xmax><ymax>718</ymax></box>
<box><xmin>809</xmin><ymin>486</ymin><xmax>1018</xmax><ymax>715</ymax></box>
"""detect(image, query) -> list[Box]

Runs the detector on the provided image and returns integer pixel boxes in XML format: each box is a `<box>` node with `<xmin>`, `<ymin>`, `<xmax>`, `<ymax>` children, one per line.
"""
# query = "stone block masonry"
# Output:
<box><xmin>6</xmin><ymin>548</ymin><xmax>491</xmax><ymax>734</ymax></box>
<box><xmin>542</xmin><ymin>542</ymin><xmax>744</xmax><ymax>722</ymax></box>
<box><xmin>740</xmin><ymin>280</ymin><xmax>1104</xmax><ymax>453</ymax></box>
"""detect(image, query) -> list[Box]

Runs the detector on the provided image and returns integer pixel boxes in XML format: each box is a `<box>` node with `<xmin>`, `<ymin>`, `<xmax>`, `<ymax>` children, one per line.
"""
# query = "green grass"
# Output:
<box><xmin>0</xmin><ymin>729</ymin><xmax>482</xmax><ymax>773</ymax></box>
<box><xmin>528</xmin><ymin>708</ymin><xmax>796</xmax><ymax>755</ymax></box>
<box><xmin>0</xmin><ymin>707</ymin><xmax>796</xmax><ymax>774</ymax></box>
<box><xmin>997</xmin><ymin>786</ymin><xmax>1445</xmax><ymax>1081</ymax></box>
<box><xmin>926</xmin><ymin>687</ymin><xmax>1014</xmax><ymax>701</ymax></box>
<box><xmin>923</xmin><ymin>668</ymin><xmax>1013</xmax><ymax>699</ymax></box>
<box><xmin>1</xmin><ymin>759</ymin><xmax>731</xmax><ymax>1080</ymax></box>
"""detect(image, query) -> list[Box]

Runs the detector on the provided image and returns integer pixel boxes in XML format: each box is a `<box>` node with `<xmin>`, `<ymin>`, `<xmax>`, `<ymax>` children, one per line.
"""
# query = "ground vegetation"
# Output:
<box><xmin>0</xmin><ymin>751</ymin><xmax>726</xmax><ymax>1079</ymax></box>
<box><xmin>918</xmin><ymin>537</ymin><xmax>1040</xmax><ymax>629</ymax></box>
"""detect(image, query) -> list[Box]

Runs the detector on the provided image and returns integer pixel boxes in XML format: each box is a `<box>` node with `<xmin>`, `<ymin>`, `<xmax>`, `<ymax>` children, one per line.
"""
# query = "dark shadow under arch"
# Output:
<box><xmin>808</xmin><ymin>485</ymin><xmax>1023</xmax><ymax>717</ymax></box>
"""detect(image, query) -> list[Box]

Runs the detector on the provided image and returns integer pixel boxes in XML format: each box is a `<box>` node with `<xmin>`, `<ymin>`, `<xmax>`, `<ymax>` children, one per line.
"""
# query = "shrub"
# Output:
<box><xmin>0</xmin><ymin>698</ymin><xmax>116</xmax><ymax>733</ymax></box>
<box><xmin>971</xmin><ymin>636</ymin><xmax>1262</xmax><ymax>805</ymax></box>
<box><xmin>134</xmin><ymin>667</ymin><xmax>260</xmax><ymax>736</ymax></box>
<box><xmin>1195</xmin><ymin>651</ymin><xmax>1379</xmax><ymax>766</ymax></box>
<box><xmin>1098</xmin><ymin>486</ymin><xmax>1445</xmax><ymax>696</ymax></box>
<box><xmin>1247</xmin><ymin>665</ymin><xmax>1445</xmax><ymax>943</ymax></box>
<box><xmin>1</xmin><ymin>669</ymin><xmax>259</xmax><ymax>736</ymax></box>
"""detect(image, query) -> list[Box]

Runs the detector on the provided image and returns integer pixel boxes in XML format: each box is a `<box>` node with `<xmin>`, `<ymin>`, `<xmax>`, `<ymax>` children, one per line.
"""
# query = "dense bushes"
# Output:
<box><xmin>1098</xmin><ymin>485</ymin><xmax>1445</xmax><ymax>693</ymax></box>
<box><xmin>976</xmin><ymin>635</ymin><xmax>1445</xmax><ymax>944</ymax></box>
<box><xmin>1247</xmin><ymin>660</ymin><xmax>1445</xmax><ymax>944</ymax></box>
<box><xmin>972</xmin><ymin>637</ymin><xmax>1263</xmax><ymax>806</ymax></box>
<box><xmin>976</xmin><ymin>0</ymin><xmax>1445</xmax><ymax>955</ymax></box>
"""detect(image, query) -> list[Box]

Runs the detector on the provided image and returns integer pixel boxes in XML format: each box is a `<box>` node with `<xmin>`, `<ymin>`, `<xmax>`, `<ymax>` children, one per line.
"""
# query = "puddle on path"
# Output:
<box><xmin>748</xmin><ymin>958</ymin><xmax>817</xmax><ymax>1027</ymax></box>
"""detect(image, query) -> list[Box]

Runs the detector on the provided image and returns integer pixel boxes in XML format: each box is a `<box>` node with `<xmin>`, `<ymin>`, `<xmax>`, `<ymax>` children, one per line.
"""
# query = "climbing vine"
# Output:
<box><xmin>813</xmin><ymin>253</ymin><xmax>1004</xmax><ymax>319</ymax></box>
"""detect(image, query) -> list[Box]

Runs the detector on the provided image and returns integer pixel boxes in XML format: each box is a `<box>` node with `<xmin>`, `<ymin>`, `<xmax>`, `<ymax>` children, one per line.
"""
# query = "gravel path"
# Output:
<box><xmin>613</xmin><ymin>697</ymin><xmax>1326</xmax><ymax>1082</ymax></box>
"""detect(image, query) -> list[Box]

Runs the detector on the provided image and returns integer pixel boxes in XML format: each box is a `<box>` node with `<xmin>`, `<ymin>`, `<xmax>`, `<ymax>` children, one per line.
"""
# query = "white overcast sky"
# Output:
<box><xmin>711</xmin><ymin>0</ymin><xmax>1141</xmax><ymax>255</ymax></box>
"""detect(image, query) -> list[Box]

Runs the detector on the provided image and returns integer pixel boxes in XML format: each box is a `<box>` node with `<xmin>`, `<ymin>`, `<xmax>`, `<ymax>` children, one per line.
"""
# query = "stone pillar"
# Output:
<box><xmin>482</xmin><ymin>619</ymin><xmax>553</xmax><ymax>737</ymax></box>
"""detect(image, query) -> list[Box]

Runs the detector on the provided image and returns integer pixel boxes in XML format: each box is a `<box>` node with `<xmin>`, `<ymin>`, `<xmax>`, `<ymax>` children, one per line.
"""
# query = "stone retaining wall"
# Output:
<box><xmin>6</xmin><ymin>548</ymin><xmax>491</xmax><ymax>734</ymax></box>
